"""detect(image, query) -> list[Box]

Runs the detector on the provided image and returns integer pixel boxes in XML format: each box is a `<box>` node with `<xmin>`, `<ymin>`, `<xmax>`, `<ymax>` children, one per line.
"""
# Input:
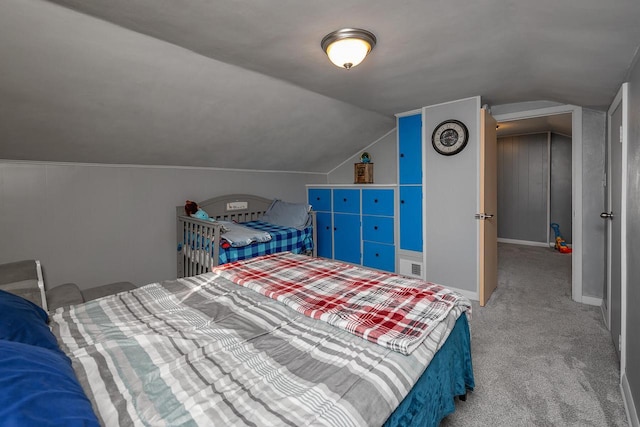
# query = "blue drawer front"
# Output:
<box><xmin>363</xmin><ymin>242</ymin><xmax>395</xmax><ymax>272</ymax></box>
<box><xmin>399</xmin><ymin>186</ymin><xmax>423</xmax><ymax>251</ymax></box>
<box><xmin>315</xmin><ymin>212</ymin><xmax>333</xmax><ymax>258</ymax></box>
<box><xmin>362</xmin><ymin>189</ymin><xmax>394</xmax><ymax>216</ymax></box>
<box><xmin>333</xmin><ymin>213</ymin><xmax>361</xmax><ymax>264</ymax></box>
<box><xmin>362</xmin><ymin>215</ymin><xmax>394</xmax><ymax>244</ymax></box>
<box><xmin>333</xmin><ymin>189</ymin><xmax>360</xmax><ymax>214</ymax></box>
<box><xmin>308</xmin><ymin>188</ymin><xmax>331</xmax><ymax>212</ymax></box>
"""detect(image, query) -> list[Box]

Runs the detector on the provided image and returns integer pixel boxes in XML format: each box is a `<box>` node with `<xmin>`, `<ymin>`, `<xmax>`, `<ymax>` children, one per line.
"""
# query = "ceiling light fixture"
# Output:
<box><xmin>321</xmin><ymin>28</ymin><xmax>376</xmax><ymax>70</ymax></box>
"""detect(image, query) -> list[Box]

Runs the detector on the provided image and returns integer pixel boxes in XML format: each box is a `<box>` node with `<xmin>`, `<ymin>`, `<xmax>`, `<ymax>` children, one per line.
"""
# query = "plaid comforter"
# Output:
<box><xmin>182</xmin><ymin>220</ymin><xmax>313</xmax><ymax>265</ymax></box>
<box><xmin>51</xmin><ymin>257</ymin><xmax>469</xmax><ymax>426</ymax></box>
<box><xmin>214</xmin><ymin>252</ymin><xmax>471</xmax><ymax>355</ymax></box>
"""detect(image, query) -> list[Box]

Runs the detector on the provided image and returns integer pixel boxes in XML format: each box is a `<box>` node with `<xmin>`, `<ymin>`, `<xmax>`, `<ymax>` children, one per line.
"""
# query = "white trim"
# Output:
<box><xmin>35</xmin><ymin>260</ymin><xmax>47</xmax><ymax>312</ymax></box>
<box><xmin>580</xmin><ymin>295</ymin><xmax>602</xmax><ymax>307</ymax></box>
<box><xmin>494</xmin><ymin>104</ymin><xmax>583</xmax><ymax>305</ymax></box>
<box><xmin>497</xmin><ymin>238</ymin><xmax>550</xmax><ymax>248</ymax></box>
<box><xmin>620</xmin><ymin>83</ymin><xmax>629</xmax><ymax>376</ymax></box>
<box><xmin>600</xmin><ymin>301</ymin><xmax>608</xmax><ymax>329</ymax></box>
<box><xmin>0</xmin><ymin>159</ymin><xmax>328</xmax><ymax>176</ymax></box>
<box><xmin>546</xmin><ymin>131</ymin><xmax>552</xmax><ymax>246</ymax></box>
<box><xmin>606</xmin><ymin>84</ymin><xmax>629</xmax><ymax>376</ymax></box>
<box><xmin>395</xmin><ymin>108</ymin><xmax>422</xmax><ymax>118</ymax></box>
<box><xmin>622</xmin><ymin>373</ymin><xmax>639</xmax><ymax>427</ymax></box>
<box><xmin>305</xmin><ymin>184</ymin><xmax>397</xmax><ymax>188</ymax></box>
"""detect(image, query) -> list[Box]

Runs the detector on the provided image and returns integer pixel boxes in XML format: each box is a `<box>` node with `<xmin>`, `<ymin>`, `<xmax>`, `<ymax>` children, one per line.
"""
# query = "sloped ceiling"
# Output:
<box><xmin>1</xmin><ymin>0</ymin><xmax>639</xmax><ymax>171</ymax></box>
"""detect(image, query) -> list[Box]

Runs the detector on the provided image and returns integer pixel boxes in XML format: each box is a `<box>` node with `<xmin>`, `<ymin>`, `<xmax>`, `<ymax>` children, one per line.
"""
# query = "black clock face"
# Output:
<box><xmin>432</xmin><ymin>120</ymin><xmax>469</xmax><ymax>156</ymax></box>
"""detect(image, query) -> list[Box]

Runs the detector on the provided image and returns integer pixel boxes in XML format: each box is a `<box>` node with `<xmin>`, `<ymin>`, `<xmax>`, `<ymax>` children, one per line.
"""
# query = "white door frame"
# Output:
<box><xmin>494</xmin><ymin>105</ymin><xmax>583</xmax><ymax>304</ymax></box>
<box><xmin>606</xmin><ymin>84</ymin><xmax>629</xmax><ymax>375</ymax></box>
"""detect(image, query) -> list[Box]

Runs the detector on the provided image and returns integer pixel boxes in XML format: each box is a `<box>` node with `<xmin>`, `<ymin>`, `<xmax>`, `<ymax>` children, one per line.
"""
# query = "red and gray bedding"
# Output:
<box><xmin>50</xmin><ymin>255</ymin><xmax>469</xmax><ymax>426</ymax></box>
<box><xmin>213</xmin><ymin>253</ymin><xmax>471</xmax><ymax>355</ymax></box>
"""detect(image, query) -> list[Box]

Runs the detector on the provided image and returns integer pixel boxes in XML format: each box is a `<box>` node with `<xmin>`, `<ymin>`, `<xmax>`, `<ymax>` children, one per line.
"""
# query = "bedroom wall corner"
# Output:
<box><xmin>326</xmin><ymin>130</ymin><xmax>397</xmax><ymax>184</ymax></box>
<box><xmin>0</xmin><ymin>161</ymin><xmax>325</xmax><ymax>291</ymax></box>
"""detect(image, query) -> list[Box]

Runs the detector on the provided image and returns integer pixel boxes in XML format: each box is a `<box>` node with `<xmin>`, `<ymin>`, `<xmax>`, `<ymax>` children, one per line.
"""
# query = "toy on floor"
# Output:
<box><xmin>550</xmin><ymin>223</ymin><xmax>572</xmax><ymax>254</ymax></box>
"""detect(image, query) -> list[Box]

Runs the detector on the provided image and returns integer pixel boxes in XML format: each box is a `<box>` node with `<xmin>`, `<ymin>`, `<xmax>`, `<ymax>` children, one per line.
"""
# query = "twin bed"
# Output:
<box><xmin>176</xmin><ymin>194</ymin><xmax>316</xmax><ymax>277</ymax></box>
<box><xmin>0</xmin><ymin>194</ymin><xmax>475</xmax><ymax>426</ymax></box>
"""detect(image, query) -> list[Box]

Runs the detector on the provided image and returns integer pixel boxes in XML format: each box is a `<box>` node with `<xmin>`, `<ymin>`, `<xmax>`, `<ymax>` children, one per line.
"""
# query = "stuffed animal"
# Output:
<box><xmin>184</xmin><ymin>200</ymin><xmax>215</xmax><ymax>221</ymax></box>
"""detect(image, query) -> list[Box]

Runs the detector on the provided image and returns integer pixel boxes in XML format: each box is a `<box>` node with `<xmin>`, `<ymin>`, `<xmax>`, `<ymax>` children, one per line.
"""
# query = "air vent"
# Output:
<box><xmin>411</xmin><ymin>263</ymin><xmax>421</xmax><ymax>276</ymax></box>
<box><xmin>399</xmin><ymin>258</ymin><xmax>423</xmax><ymax>279</ymax></box>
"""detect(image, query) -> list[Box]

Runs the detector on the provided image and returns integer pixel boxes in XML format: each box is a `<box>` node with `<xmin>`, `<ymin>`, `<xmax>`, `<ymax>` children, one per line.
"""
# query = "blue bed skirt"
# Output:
<box><xmin>383</xmin><ymin>314</ymin><xmax>474</xmax><ymax>427</ymax></box>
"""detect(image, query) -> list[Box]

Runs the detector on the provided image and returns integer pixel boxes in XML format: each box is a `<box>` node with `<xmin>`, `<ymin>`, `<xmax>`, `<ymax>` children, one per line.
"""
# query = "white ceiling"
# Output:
<box><xmin>1</xmin><ymin>0</ymin><xmax>639</xmax><ymax>171</ymax></box>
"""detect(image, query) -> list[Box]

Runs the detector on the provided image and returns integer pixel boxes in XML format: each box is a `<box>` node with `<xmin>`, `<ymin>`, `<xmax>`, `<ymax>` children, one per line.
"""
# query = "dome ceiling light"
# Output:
<box><xmin>321</xmin><ymin>28</ymin><xmax>377</xmax><ymax>70</ymax></box>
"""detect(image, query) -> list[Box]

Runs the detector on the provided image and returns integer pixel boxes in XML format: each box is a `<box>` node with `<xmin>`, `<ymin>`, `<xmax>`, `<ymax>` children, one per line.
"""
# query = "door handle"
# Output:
<box><xmin>600</xmin><ymin>212</ymin><xmax>614</xmax><ymax>219</ymax></box>
<box><xmin>475</xmin><ymin>213</ymin><xmax>494</xmax><ymax>220</ymax></box>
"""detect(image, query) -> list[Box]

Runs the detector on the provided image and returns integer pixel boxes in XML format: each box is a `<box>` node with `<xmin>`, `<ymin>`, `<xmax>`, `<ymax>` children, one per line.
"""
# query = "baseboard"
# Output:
<box><xmin>580</xmin><ymin>295</ymin><xmax>603</xmax><ymax>307</ymax></box>
<box><xmin>497</xmin><ymin>238</ymin><xmax>550</xmax><ymax>248</ymax></box>
<box><xmin>622</xmin><ymin>373</ymin><xmax>639</xmax><ymax>427</ymax></box>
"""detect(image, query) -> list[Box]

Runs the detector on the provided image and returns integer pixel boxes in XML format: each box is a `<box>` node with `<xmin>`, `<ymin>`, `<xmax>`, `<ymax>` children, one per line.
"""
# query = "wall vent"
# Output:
<box><xmin>411</xmin><ymin>263</ymin><xmax>421</xmax><ymax>276</ymax></box>
<box><xmin>399</xmin><ymin>258</ymin><xmax>423</xmax><ymax>279</ymax></box>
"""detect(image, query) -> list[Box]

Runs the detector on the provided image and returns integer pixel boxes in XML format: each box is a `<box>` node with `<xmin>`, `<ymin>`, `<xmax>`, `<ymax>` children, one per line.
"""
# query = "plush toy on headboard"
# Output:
<box><xmin>185</xmin><ymin>200</ymin><xmax>215</xmax><ymax>221</ymax></box>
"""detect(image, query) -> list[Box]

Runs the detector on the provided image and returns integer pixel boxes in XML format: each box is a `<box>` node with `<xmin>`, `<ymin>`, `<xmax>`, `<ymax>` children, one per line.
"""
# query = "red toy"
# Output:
<box><xmin>550</xmin><ymin>223</ymin><xmax>572</xmax><ymax>254</ymax></box>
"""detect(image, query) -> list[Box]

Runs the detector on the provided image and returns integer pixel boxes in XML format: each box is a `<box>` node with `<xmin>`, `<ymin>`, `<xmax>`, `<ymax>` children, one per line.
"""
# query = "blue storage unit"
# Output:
<box><xmin>308</xmin><ymin>186</ymin><xmax>396</xmax><ymax>272</ymax></box>
<box><xmin>362</xmin><ymin>216</ymin><xmax>394</xmax><ymax>245</ymax></box>
<box><xmin>333</xmin><ymin>189</ymin><xmax>360</xmax><ymax>214</ymax></box>
<box><xmin>398</xmin><ymin>114</ymin><xmax>422</xmax><ymax>185</ymax></box>
<box><xmin>333</xmin><ymin>213</ymin><xmax>361</xmax><ymax>264</ymax></box>
<box><xmin>308</xmin><ymin>188</ymin><xmax>331</xmax><ymax>212</ymax></box>
<box><xmin>363</xmin><ymin>242</ymin><xmax>396</xmax><ymax>273</ymax></box>
<box><xmin>315</xmin><ymin>212</ymin><xmax>333</xmax><ymax>258</ymax></box>
<box><xmin>399</xmin><ymin>186</ymin><xmax>423</xmax><ymax>252</ymax></box>
<box><xmin>362</xmin><ymin>189</ymin><xmax>394</xmax><ymax>216</ymax></box>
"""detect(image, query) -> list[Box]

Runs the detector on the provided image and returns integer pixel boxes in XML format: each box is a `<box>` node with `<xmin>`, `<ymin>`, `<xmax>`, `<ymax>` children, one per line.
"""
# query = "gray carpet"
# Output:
<box><xmin>440</xmin><ymin>243</ymin><xmax>628</xmax><ymax>426</ymax></box>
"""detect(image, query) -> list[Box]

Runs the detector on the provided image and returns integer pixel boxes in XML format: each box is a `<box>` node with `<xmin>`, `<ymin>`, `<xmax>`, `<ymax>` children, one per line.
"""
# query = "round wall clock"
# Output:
<box><xmin>431</xmin><ymin>119</ymin><xmax>469</xmax><ymax>156</ymax></box>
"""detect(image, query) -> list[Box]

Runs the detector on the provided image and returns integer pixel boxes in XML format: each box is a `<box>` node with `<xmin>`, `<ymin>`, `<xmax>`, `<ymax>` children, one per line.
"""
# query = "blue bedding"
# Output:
<box><xmin>384</xmin><ymin>314</ymin><xmax>474</xmax><ymax>427</ymax></box>
<box><xmin>0</xmin><ymin>290</ymin><xmax>100</xmax><ymax>426</ymax></box>
<box><xmin>180</xmin><ymin>220</ymin><xmax>314</xmax><ymax>265</ymax></box>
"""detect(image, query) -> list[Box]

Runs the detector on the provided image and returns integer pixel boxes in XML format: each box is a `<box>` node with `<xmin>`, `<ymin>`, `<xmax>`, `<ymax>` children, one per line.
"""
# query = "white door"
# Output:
<box><xmin>604</xmin><ymin>83</ymin><xmax>628</xmax><ymax>365</ymax></box>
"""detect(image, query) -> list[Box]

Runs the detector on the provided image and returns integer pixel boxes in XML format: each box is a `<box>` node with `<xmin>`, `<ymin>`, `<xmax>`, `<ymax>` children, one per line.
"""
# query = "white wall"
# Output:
<box><xmin>423</xmin><ymin>97</ymin><xmax>481</xmax><ymax>294</ymax></box>
<box><xmin>0</xmin><ymin>161</ymin><xmax>326</xmax><ymax>290</ymax></box>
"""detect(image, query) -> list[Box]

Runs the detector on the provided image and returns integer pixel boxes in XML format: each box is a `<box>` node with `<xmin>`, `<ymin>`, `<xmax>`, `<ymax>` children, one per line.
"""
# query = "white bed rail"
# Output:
<box><xmin>177</xmin><ymin>216</ymin><xmax>223</xmax><ymax>278</ymax></box>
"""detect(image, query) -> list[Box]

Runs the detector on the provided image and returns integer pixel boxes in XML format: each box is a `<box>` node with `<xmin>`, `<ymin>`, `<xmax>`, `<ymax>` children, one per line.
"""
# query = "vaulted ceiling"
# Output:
<box><xmin>1</xmin><ymin>0</ymin><xmax>639</xmax><ymax>171</ymax></box>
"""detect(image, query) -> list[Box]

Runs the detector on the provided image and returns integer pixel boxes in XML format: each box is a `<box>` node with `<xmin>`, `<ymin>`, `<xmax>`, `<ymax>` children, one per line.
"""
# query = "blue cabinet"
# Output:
<box><xmin>398</xmin><ymin>113</ymin><xmax>423</xmax><ymax>254</ymax></box>
<box><xmin>399</xmin><ymin>186</ymin><xmax>423</xmax><ymax>251</ymax></box>
<box><xmin>308</xmin><ymin>188</ymin><xmax>331</xmax><ymax>212</ymax></box>
<box><xmin>399</xmin><ymin>114</ymin><xmax>422</xmax><ymax>185</ymax></box>
<box><xmin>333</xmin><ymin>213</ymin><xmax>361</xmax><ymax>264</ymax></box>
<box><xmin>315</xmin><ymin>212</ymin><xmax>333</xmax><ymax>258</ymax></box>
<box><xmin>333</xmin><ymin>189</ymin><xmax>360</xmax><ymax>214</ymax></box>
<box><xmin>308</xmin><ymin>186</ymin><xmax>396</xmax><ymax>272</ymax></box>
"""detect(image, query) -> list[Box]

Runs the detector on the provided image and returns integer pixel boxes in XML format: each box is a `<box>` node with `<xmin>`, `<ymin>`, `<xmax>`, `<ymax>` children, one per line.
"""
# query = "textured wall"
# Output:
<box><xmin>550</xmin><ymin>133</ymin><xmax>573</xmax><ymax>243</ymax></box>
<box><xmin>0</xmin><ymin>162</ymin><xmax>326</xmax><ymax>289</ymax></box>
<box><xmin>625</xmin><ymin>54</ymin><xmax>640</xmax><ymax>423</ymax></box>
<box><xmin>497</xmin><ymin>133</ymin><xmax>549</xmax><ymax>243</ymax></box>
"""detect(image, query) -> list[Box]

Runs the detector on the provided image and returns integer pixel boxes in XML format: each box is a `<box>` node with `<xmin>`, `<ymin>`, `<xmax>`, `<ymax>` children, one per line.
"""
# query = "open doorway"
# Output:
<box><xmin>492</xmin><ymin>105</ymin><xmax>584</xmax><ymax>304</ymax></box>
<box><xmin>495</xmin><ymin>113</ymin><xmax>573</xmax><ymax>248</ymax></box>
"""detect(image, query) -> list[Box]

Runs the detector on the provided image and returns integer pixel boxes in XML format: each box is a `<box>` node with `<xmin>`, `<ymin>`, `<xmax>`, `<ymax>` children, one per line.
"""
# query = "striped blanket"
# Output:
<box><xmin>214</xmin><ymin>252</ymin><xmax>471</xmax><ymax>355</ymax></box>
<box><xmin>51</xmin><ymin>258</ymin><xmax>470</xmax><ymax>426</ymax></box>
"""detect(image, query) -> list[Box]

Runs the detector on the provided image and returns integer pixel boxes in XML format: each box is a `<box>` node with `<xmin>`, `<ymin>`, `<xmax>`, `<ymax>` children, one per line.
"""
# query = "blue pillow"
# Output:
<box><xmin>0</xmin><ymin>289</ymin><xmax>60</xmax><ymax>352</ymax></box>
<box><xmin>0</xmin><ymin>339</ymin><xmax>99</xmax><ymax>426</ymax></box>
<box><xmin>261</xmin><ymin>199</ymin><xmax>311</xmax><ymax>230</ymax></box>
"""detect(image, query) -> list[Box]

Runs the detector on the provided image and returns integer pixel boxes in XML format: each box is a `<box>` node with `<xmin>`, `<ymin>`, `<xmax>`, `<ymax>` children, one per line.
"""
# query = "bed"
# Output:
<box><xmin>177</xmin><ymin>194</ymin><xmax>317</xmax><ymax>277</ymax></box>
<box><xmin>1</xmin><ymin>253</ymin><xmax>474</xmax><ymax>427</ymax></box>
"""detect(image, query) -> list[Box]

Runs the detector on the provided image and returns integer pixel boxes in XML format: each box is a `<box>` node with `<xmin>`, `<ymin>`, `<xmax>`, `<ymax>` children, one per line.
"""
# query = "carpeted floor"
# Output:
<box><xmin>440</xmin><ymin>243</ymin><xmax>628</xmax><ymax>426</ymax></box>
